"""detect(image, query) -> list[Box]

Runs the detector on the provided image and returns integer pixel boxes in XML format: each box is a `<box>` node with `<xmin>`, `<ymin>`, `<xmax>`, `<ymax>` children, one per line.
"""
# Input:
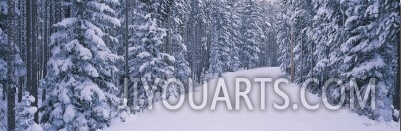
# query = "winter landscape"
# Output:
<box><xmin>0</xmin><ymin>0</ymin><xmax>400</xmax><ymax>131</ymax></box>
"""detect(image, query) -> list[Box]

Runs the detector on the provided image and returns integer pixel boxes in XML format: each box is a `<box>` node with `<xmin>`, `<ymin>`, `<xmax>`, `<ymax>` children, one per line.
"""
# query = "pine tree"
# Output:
<box><xmin>290</xmin><ymin>0</ymin><xmax>314</xmax><ymax>84</ymax></box>
<box><xmin>170</xmin><ymin>0</ymin><xmax>191</xmax><ymax>94</ymax></box>
<box><xmin>341</xmin><ymin>0</ymin><xmax>394</xmax><ymax>121</ymax></box>
<box><xmin>1</xmin><ymin>0</ymin><xmax>26</xmax><ymax>130</ymax></box>
<box><xmin>0</xmin><ymin>0</ymin><xmax>7</xmax><ymax>93</ymax></box>
<box><xmin>41</xmin><ymin>0</ymin><xmax>123</xmax><ymax>130</ymax></box>
<box><xmin>227</xmin><ymin>0</ymin><xmax>241</xmax><ymax>72</ymax></box>
<box><xmin>206</xmin><ymin>0</ymin><xmax>239</xmax><ymax>77</ymax></box>
<box><xmin>277</xmin><ymin>1</ymin><xmax>292</xmax><ymax>75</ymax></box>
<box><xmin>16</xmin><ymin>92</ymin><xmax>43</xmax><ymax>131</ymax></box>
<box><xmin>128</xmin><ymin>1</ymin><xmax>174</xmax><ymax>111</ymax></box>
<box><xmin>0</xmin><ymin>2</ymin><xmax>8</xmax><ymax>130</ymax></box>
<box><xmin>187</xmin><ymin>0</ymin><xmax>208</xmax><ymax>82</ymax></box>
<box><xmin>376</xmin><ymin>0</ymin><xmax>400</xmax><ymax>121</ymax></box>
<box><xmin>258</xmin><ymin>1</ymin><xmax>275</xmax><ymax>67</ymax></box>
<box><xmin>239</xmin><ymin>0</ymin><xmax>262</xmax><ymax>69</ymax></box>
<box><xmin>307</xmin><ymin>0</ymin><xmax>344</xmax><ymax>94</ymax></box>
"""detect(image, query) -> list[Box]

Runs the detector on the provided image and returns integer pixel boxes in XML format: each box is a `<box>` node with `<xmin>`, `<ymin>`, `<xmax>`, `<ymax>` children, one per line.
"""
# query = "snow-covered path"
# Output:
<box><xmin>106</xmin><ymin>67</ymin><xmax>399</xmax><ymax>131</ymax></box>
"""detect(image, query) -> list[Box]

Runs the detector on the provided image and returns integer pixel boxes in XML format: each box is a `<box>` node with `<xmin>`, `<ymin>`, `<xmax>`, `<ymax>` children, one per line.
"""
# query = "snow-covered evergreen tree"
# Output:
<box><xmin>186</xmin><ymin>0</ymin><xmax>208</xmax><ymax>82</ymax></box>
<box><xmin>0</xmin><ymin>2</ymin><xmax>7</xmax><ymax>130</ymax></box>
<box><xmin>376</xmin><ymin>0</ymin><xmax>400</xmax><ymax>120</ymax></box>
<box><xmin>41</xmin><ymin>0</ymin><xmax>123</xmax><ymax>130</ymax></box>
<box><xmin>0</xmin><ymin>0</ymin><xmax>26</xmax><ymax>92</ymax></box>
<box><xmin>128</xmin><ymin>1</ymin><xmax>174</xmax><ymax>111</ymax></box>
<box><xmin>239</xmin><ymin>0</ymin><xmax>262</xmax><ymax>69</ymax></box>
<box><xmin>0</xmin><ymin>1</ymin><xmax>27</xmax><ymax>129</ymax></box>
<box><xmin>206</xmin><ymin>0</ymin><xmax>240</xmax><ymax>77</ymax></box>
<box><xmin>290</xmin><ymin>0</ymin><xmax>314</xmax><ymax>84</ymax></box>
<box><xmin>227</xmin><ymin>0</ymin><xmax>241</xmax><ymax>72</ymax></box>
<box><xmin>258</xmin><ymin>1</ymin><xmax>275</xmax><ymax>67</ymax></box>
<box><xmin>277</xmin><ymin>0</ymin><xmax>400</xmax><ymax>122</ymax></box>
<box><xmin>341</xmin><ymin>0</ymin><xmax>395</xmax><ymax>121</ymax></box>
<box><xmin>170</xmin><ymin>0</ymin><xmax>191</xmax><ymax>94</ymax></box>
<box><xmin>277</xmin><ymin>1</ymin><xmax>292</xmax><ymax>75</ymax></box>
<box><xmin>307</xmin><ymin>0</ymin><xmax>345</xmax><ymax>94</ymax></box>
<box><xmin>0</xmin><ymin>0</ymin><xmax>6</xmax><ymax>86</ymax></box>
<box><xmin>16</xmin><ymin>92</ymin><xmax>43</xmax><ymax>131</ymax></box>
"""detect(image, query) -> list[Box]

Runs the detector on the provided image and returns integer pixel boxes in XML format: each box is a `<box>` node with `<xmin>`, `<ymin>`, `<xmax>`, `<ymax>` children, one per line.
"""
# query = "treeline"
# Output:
<box><xmin>276</xmin><ymin>0</ymin><xmax>400</xmax><ymax>122</ymax></box>
<box><xmin>0</xmin><ymin>0</ymin><xmax>278</xmax><ymax>130</ymax></box>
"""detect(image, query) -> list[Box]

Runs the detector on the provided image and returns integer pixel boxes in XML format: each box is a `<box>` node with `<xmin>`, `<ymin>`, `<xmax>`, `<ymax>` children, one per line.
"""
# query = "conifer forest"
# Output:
<box><xmin>0</xmin><ymin>0</ymin><xmax>400</xmax><ymax>130</ymax></box>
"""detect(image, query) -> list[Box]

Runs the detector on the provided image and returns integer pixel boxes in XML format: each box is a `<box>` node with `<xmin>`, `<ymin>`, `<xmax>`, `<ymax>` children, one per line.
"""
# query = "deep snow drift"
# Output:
<box><xmin>106</xmin><ymin>67</ymin><xmax>400</xmax><ymax>131</ymax></box>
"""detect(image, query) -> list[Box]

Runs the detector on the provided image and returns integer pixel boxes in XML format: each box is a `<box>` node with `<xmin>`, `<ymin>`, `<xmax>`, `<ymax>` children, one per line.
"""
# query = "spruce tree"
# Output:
<box><xmin>277</xmin><ymin>1</ymin><xmax>292</xmax><ymax>75</ymax></box>
<box><xmin>0</xmin><ymin>2</ymin><xmax>7</xmax><ymax>129</ymax></box>
<box><xmin>376</xmin><ymin>0</ymin><xmax>400</xmax><ymax>121</ymax></box>
<box><xmin>128</xmin><ymin>1</ymin><xmax>174</xmax><ymax>111</ymax></box>
<box><xmin>170</xmin><ymin>0</ymin><xmax>191</xmax><ymax>93</ymax></box>
<box><xmin>308</xmin><ymin>0</ymin><xmax>344</xmax><ymax>94</ymax></box>
<box><xmin>16</xmin><ymin>92</ymin><xmax>43</xmax><ymax>131</ymax></box>
<box><xmin>187</xmin><ymin>0</ymin><xmax>208</xmax><ymax>82</ymax></box>
<box><xmin>206</xmin><ymin>0</ymin><xmax>239</xmax><ymax>77</ymax></box>
<box><xmin>290</xmin><ymin>0</ymin><xmax>314</xmax><ymax>84</ymax></box>
<box><xmin>41</xmin><ymin>0</ymin><xmax>123</xmax><ymax>130</ymax></box>
<box><xmin>1</xmin><ymin>0</ymin><xmax>26</xmax><ymax>130</ymax></box>
<box><xmin>341</xmin><ymin>0</ymin><xmax>394</xmax><ymax>121</ymax></box>
<box><xmin>239</xmin><ymin>0</ymin><xmax>262</xmax><ymax>69</ymax></box>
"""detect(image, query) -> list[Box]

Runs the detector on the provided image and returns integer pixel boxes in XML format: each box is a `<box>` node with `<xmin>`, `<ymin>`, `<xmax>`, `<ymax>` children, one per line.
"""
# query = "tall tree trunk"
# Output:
<box><xmin>17</xmin><ymin>0</ymin><xmax>23</xmax><ymax>103</ymax></box>
<box><xmin>33</xmin><ymin>0</ymin><xmax>38</xmax><ymax>123</ymax></box>
<box><xmin>124</xmin><ymin>0</ymin><xmax>130</xmax><ymax>103</ymax></box>
<box><xmin>26</xmin><ymin>0</ymin><xmax>39</xmax><ymax>123</ymax></box>
<box><xmin>42</xmin><ymin>0</ymin><xmax>50</xmax><ymax>102</ymax></box>
<box><xmin>290</xmin><ymin>26</ymin><xmax>295</xmax><ymax>82</ymax></box>
<box><xmin>300</xmin><ymin>34</ymin><xmax>303</xmax><ymax>82</ymax></box>
<box><xmin>396</xmin><ymin>8</ymin><xmax>401</xmax><ymax>116</ymax></box>
<box><xmin>395</xmin><ymin>38</ymin><xmax>400</xmax><ymax>119</ymax></box>
<box><xmin>6</xmin><ymin>85</ymin><xmax>15</xmax><ymax>131</ymax></box>
<box><xmin>6</xmin><ymin>0</ymin><xmax>16</xmax><ymax>130</ymax></box>
<box><xmin>25</xmin><ymin>0</ymin><xmax>32</xmax><ymax>98</ymax></box>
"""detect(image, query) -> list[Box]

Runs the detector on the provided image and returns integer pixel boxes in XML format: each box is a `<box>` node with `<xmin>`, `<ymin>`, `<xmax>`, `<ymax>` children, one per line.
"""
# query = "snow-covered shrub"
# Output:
<box><xmin>16</xmin><ymin>92</ymin><xmax>43</xmax><ymax>131</ymax></box>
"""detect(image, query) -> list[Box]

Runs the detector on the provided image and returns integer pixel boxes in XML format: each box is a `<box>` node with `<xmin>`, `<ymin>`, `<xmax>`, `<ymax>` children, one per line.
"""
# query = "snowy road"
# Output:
<box><xmin>106</xmin><ymin>67</ymin><xmax>399</xmax><ymax>131</ymax></box>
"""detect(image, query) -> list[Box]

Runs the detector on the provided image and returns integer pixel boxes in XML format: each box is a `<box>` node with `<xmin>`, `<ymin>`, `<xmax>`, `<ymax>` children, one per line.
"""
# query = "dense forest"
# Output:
<box><xmin>0</xmin><ymin>0</ymin><xmax>399</xmax><ymax>130</ymax></box>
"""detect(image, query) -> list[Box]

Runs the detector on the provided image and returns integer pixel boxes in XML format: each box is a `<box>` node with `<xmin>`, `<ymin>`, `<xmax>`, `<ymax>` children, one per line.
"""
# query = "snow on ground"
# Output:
<box><xmin>106</xmin><ymin>67</ymin><xmax>400</xmax><ymax>131</ymax></box>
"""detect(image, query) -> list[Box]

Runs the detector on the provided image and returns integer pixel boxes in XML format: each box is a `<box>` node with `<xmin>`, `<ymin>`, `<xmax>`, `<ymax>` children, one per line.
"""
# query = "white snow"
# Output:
<box><xmin>137</xmin><ymin>52</ymin><xmax>151</xmax><ymax>58</ymax></box>
<box><xmin>78</xmin><ymin>79</ymin><xmax>106</xmax><ymax>101</ymax></box>
<box><xmin>54</xmin><ymin>18</ymin><xmax>78</xmax><ymax>28</ymax></box>
<box><xmin>26</xmin><ymin>107</ymin><xmax>38</xmax><ymax>115</ymax></box>
<box><xmin>84</xmin><ymin>63</ymin><xmax>99</xmax><ymax>77</ymax></box>
<box><xmin>346</xmin><ymin>54</ymin><xmax>386</xmax><ymax>78</ymax></box>
<box><xmin>105</xmin><ymin>67</ymin><xmax>400</xmax><ymax>131</ymax></box>
<box><xmin>63</xmin><ymin>105</ymin><xmax>76</xmax><ymax>123</ymax></box>
<box><xmin>26</xmin><ymin>124</ymin><xmax>43</xmax><ymax>131</ymax></box>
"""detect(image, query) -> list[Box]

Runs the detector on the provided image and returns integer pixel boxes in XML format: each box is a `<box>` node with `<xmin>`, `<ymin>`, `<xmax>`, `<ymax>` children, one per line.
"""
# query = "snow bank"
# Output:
<box><xmin>105</xmin><ymin>67</ymin><xmax>400</xmax><ymax>131</ymax></box>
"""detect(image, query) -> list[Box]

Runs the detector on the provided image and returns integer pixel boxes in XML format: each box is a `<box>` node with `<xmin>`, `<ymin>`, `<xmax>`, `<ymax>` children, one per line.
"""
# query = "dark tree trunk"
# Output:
<box><xmin>26</xmin><ymin>0</ymin><xmax>39</xmax><ymax>123</ymax></box>
<box><xmin>395</xmin><ymin>15</ymin><xmax>400</xmax><ymax>119</ymax></box>
<box><xmin>17</xmin><ymin>0</ymin><xmax>24</xmax><ymax>103</ymax></box>
<box><xmin>6</xmin><ymin>87</ymin><xmax>15</xmax><ymax>130</ymax></box>
<box><xmin>33</xmin><ymin>0</ymin><xmax>38</xmax><ymax>123</ymax></box>
<box><xmin>42</xmin><ymin>0</ymin><xmax>50</xmax><ymax>102</ymax></box>
<box><xmin>395</xmin><ymin>43</ymin><xmax>400</xmax><ymax>119</ymax></box>
<box><xmin>124</xmin><ymin>0</ymin><xmax>131</xmax><ymax>105</ymax></box>
<box><xmin>1</xmin><ymin>83</ymin><xmax>5</xmax><ymax>100</ymax></box>
<box><xmin>26</xmin><ymin>0</ymin><xmax>32</xmax><ymax>96</ymax></box>
<box><xmin>7</xmin><ymin>0</ymin><xmax>16</xmax><ymax>130</ymax></box>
